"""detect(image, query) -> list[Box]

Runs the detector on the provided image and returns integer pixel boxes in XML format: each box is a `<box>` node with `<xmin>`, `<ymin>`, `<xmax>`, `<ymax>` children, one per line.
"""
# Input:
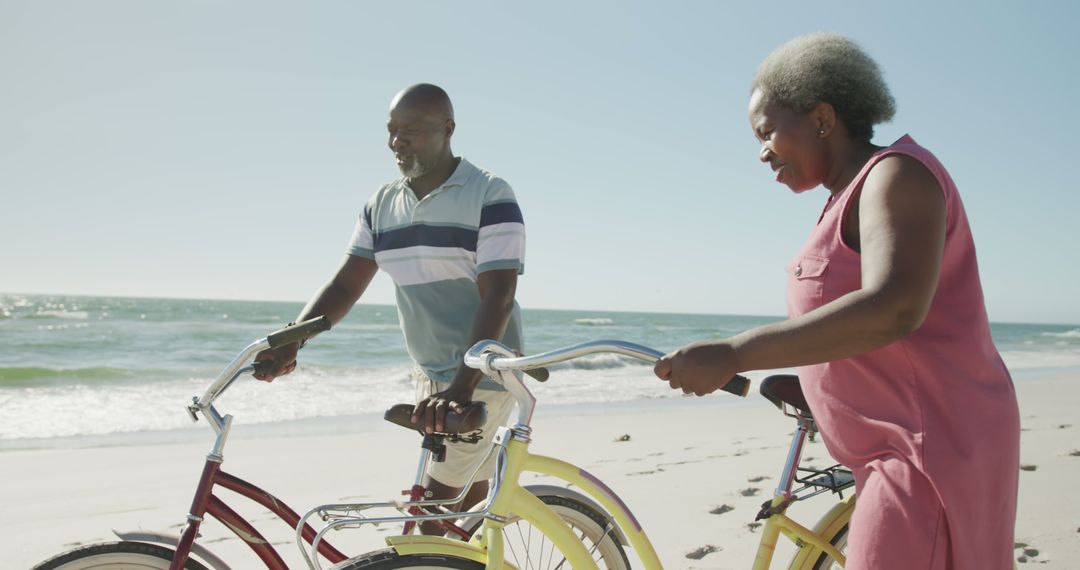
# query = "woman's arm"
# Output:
<box><xmin>656</xmin><ymin>155</ymin><xmax>947</xmax><ymax>395</ymax></box>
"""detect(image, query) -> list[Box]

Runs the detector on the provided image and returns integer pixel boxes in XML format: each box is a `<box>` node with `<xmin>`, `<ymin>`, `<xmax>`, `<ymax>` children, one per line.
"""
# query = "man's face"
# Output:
<box><xmin>387</xmin><ymin>104</ymin><xmax>451</xmax><ymax>179</ymax></box>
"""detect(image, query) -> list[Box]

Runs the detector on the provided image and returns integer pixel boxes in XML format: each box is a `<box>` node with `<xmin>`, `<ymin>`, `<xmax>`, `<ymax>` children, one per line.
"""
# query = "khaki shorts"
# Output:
<box><xmin>413</xmin><ymin>368</ymin><xmax>517</xmax><ymax>488</ymax></box>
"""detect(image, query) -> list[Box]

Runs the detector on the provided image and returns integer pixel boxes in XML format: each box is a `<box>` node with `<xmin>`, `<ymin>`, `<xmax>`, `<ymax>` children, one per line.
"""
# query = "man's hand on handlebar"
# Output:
<box><xmin>253</xmin><ymin>343</ymin><xmax>299</xmax><ymax>382</ymax></box>
<box><xmin>654</xmin><ymin>339</ymin><xmax>741</xmax><ymax>397</ymax></box>
<box><xmin>412</xmin><ymin>384</ymin><xmax>474</xmax><ymax>435</ymax></box>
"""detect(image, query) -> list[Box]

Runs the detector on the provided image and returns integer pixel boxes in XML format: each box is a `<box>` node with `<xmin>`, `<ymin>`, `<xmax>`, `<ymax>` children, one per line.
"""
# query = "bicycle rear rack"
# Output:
<box><xmin>795</xmin><ymin>464</ymin><xmax>855</xmax><ymax>500</ymax></box>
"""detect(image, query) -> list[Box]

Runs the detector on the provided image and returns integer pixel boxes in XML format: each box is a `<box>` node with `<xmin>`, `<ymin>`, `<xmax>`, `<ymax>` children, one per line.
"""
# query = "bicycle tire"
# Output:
<box><xmin>32</xmin><ymin>540</ymin><xmax>211</xmax><ymax>570</ymax></box>
<box><xmin>463</xmin><ymin>493</ymin><xmax>631</xmax><ymax>570</ymax></box>
<box><xmin>332</xmin><ymin>548</ymin><xmax>483</xmax><ymax>569</ymax></box>
<box><xmin>809</xmin><ymin>524</ymin><xmax>849</xmax><ymax>570</ymax></box>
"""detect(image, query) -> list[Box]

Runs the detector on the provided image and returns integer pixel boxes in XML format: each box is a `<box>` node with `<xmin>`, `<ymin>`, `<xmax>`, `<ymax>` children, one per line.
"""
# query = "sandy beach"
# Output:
<box><xmin>4</xmin><ymin>373</ymin><xmax>1078</xmax><ymax>569</ymax></box>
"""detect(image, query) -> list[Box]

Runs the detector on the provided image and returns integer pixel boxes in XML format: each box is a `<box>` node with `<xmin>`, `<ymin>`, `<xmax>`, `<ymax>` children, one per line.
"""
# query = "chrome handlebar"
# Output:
<box><xmin>464</xmin><ymin>339</ymin><xmax>750</xmax><ymax>429</ymax></box>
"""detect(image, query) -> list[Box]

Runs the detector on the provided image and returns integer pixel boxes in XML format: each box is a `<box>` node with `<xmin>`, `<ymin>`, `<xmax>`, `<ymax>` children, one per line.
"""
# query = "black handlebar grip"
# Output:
<box><xmin>524</xmin><ymin>367</ymin><xmax>550</xmax><ymax>382</ymax></box>
<box><xmin>267</xmin><ymin>316</ymin><xmax>332</xmax><ymax>349</ymax></box>
<box><xmin>723</xmin><ymin>374</ymin><xmax>751</xmax><ymax>397</ymax></box>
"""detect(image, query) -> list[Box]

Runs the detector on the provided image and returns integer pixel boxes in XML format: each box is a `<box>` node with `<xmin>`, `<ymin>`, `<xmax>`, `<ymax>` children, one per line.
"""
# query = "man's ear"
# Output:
<box><xmin>445</xmin><ymin>119</ymin><xmax>456</xmax><ymax>138</ymax></box>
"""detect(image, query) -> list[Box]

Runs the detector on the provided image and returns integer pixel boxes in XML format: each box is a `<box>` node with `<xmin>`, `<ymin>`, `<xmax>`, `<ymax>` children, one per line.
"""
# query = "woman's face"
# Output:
<box><xmin>748</xmin><ymin>89</ymin><xmax>826</xmax><ymax>193</ymax></box>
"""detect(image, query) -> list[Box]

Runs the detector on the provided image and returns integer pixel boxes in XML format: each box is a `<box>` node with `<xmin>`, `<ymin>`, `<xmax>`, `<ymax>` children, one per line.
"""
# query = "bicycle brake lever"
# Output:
<box><xmin>524</xmin><ymin>368</ymin><xmax>550</xmax><ymax>382</ymax></box>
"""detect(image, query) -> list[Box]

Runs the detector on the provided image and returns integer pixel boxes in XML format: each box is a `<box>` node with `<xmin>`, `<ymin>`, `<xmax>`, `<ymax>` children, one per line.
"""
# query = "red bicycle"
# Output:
<box><xmin>32</xmin><ymin>317</ymin><xmax>626</xmax><ymax>570</ymax></box>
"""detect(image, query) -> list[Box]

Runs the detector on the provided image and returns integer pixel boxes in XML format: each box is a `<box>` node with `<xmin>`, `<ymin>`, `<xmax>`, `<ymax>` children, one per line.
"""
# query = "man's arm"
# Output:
<box><xmin>411</xmin><ymin>268</ymin><xmax>518</xmax><ymax>432</ymax></box>
<box><xmin>253</xmin><ymin>255</ymin><xmax>379</xmax><ymax>381</ymax></box>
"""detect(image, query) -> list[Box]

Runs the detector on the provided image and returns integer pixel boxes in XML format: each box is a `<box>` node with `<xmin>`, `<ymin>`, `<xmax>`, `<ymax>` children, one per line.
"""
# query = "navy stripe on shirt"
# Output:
<box><xmin>479</xmin><ymin>202</ymin><xmax>524</xmax><ymax>227</ymax></box>
<box><xmin>374</xmin><ymin>224</ymin><xmax>479</xmax><ymax>253</ymax></box>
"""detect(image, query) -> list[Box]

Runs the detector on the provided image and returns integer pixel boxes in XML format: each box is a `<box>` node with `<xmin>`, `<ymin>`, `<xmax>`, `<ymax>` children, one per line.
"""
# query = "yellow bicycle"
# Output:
<box><xmin>321</xmin><ymin>339</ymin><xmax>855</xmax><ymax>569</ymax></box>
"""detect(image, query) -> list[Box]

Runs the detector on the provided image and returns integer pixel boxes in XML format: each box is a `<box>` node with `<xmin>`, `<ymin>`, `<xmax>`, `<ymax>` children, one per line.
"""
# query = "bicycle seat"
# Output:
<box><xmin>383</xmin><ymin>402</ymin><xmax>488</xmax><ymax>436</ymax></box>
<box><xmin>759</xmin><ymin>374</ymin><xmax>813</xmax><ymax>418</ymax></box>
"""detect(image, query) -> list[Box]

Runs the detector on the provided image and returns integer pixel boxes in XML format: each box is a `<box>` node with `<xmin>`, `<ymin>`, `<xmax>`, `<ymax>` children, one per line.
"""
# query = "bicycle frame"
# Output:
<box><xmin>486</xmin><ymin>430</ymin><xmax>664</xmax><ymax>569</ymax></box>
<box><xmin>362</xmin><ymin>424</ymin><xmax>661</xmax><ymax>570</ymax></box>
<box><xmin>751</xmin><ymin>407</ymin><xmax>854</xmax><ymax>569</ymax></box>
<box><xmin>454</xmin><ymin>339</ymin><xmax>856</xmax><ymax>570</ymax></box>
<box><xmin>156</xmin><ymin>319</ymin><xmax>351</xmax><ymax>570</ymax></box>
<box><xmin>462</xmin><ymin>342</ymin><xmax>664</xmax><ymax>568</ymax></box>
<box><xmin>169</xmin><ymin>456</ymin><xmax>350</xmax><ymax>570</ymax></box>
<box><xmin>167</xmin><ymin>331</ymin><xmax>351</xmax><ymax>570</ymax></box>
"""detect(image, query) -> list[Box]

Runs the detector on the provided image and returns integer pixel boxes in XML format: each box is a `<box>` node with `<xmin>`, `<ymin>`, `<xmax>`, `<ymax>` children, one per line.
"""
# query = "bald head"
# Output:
<box><xmin>390</xmin><ymin>83</ymin><xmax>454</xmax><ymax>121</ymax></box>
<box><xmin>386</xmin><ymin>84</ymin><xmax>457</xmax><ymax>184</ymax></box>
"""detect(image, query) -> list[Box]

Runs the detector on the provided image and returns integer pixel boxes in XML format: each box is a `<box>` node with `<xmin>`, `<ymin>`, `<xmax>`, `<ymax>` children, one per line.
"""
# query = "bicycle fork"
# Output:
<box><xmin>170</xmin><ymin>457</ymin><xmax>221</xmax><ymax>570</ymax></box>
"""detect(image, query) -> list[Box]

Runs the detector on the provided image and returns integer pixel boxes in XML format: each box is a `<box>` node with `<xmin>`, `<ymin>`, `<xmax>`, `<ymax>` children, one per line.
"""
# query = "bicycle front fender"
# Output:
<box><xmin>786</xmin><ymin>494</ymin><xmax>856</xmax><ymax>569</ymax></box>
<box><xmin>112</xmin><ymin>529</ymin><xmax>232</xmax><ymax>570</ymax></box>
<box><xmin>525</xmin><ymin>453</ymin><xmax>663</xmax><ymax>568</ymax></box>
<box><xmin>522</xmin><ymin>484</ymin><xmax>630</xmax><ymax>546</ymax></box>
<box><xmin>385</xmin><ymin>535</ymin><xmax>514</xmax><ymax>568</ymax></box>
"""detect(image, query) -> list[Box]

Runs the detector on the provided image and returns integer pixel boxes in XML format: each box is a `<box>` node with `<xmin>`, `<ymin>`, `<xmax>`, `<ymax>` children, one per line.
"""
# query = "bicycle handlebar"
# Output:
<box><xmin>268</xmin><ymin>316</ymin><xmax>332</xmax><ymax>348</ymax></box>
<box><xmin>190</xmin><ymin>316</ymin><xmax>333</xmax><ymax>434</ymax></box>
<box><xmin>464</xmin><ymin>339</ymin><xmax>751</xmax><ymax>397</ymax></box>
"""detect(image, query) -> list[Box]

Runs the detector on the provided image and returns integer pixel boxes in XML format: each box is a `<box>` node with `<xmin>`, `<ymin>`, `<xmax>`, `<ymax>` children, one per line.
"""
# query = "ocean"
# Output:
<box><xmin>2</xmin><ymin>294</ymin><xmax>1078</xmax><ymax>449</ymax></box>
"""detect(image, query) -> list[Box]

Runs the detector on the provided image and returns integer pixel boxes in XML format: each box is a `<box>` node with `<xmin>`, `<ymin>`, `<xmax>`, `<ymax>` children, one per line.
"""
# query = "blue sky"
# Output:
<box><xmin>2</xmin><ymin>1</ymin><xmax>1077</xmax><ymax>324</ymax></box>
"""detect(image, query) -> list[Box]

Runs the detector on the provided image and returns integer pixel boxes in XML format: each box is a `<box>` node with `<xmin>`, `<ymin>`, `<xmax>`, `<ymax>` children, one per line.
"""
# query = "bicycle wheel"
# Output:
<box><xmin>334</xmin><ymin>548</ymin><xmax>483</xmax><ymax>569</ymax></box>
<box><xmin>464</xmin><ymin>494</ymin><xmax>631</xmax><ymax>570</ymax></box>
<box><xmin>810</xmin><ymin>524</ymin><xmax>848</xmax><ymax>570</ymax></box>
<box><xmin>32</xmin><ymin>541</ymin><xmax>210</xmax><ymax>570</ymax></box>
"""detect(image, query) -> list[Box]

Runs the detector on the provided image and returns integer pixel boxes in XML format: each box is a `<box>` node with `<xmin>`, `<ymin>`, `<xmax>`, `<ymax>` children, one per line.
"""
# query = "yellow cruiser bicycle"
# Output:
<box><xmin>322</xmin><ymin>339</ymin><xmax>855</xmax><ymax>569</ymax></box>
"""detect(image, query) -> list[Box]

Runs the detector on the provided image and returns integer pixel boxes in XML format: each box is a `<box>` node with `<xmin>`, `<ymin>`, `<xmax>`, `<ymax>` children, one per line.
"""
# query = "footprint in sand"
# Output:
<box><xmin>747</xmin><ymin>522</ymin><xmax>762</xmax><ymax>533</ymax></box>
<box><xmin>1059</xmin><ymin>424</ymin><xmax>1072</xmax><ymax>429</ymax></box>
<box><xmin>740</xmin><ymin>487</ymin><xmax>761</xmax><ymax>497</ymax></box>
<box><xmin>747</xmin><ymin>475</ymin><xmax>768</xmax><ymax>483</ymax></box>
<box><xmin>710</xmin><ymin>504</ymin><xmax>734</xmax><ymax>515</ymax></box>
<box><xmin>658</xmin><ymin>459</ymin><xmax>702</xmax><ymax>468</ymax></box>
<box><xmin>614</xmin><ymin>434</ymin><xmax>631</xmax><ymax>442</ymax></box>
<box><xmin>1016</xmin><ymin>545</ymin><xmax>1042</xmax><ymax>563</ymax></box>
<box><xmin>1014</xmin><ymin>541</ymin><xmax>1044</xmax><ymax>564</ymax></box>
<box><xmin>1020</xmin><ymin>464</ymin><xmax>1038</xmax><ymax>472</ymax></box>
<box><xmin>1068</xmin><ymin>450</ymin><xmax>1080</xmax><ymax>457</ymax></box>
<box><xmin>685</xmin><ymin>545</ymin><xmax>720</xmax><ymax>559</ymax></box>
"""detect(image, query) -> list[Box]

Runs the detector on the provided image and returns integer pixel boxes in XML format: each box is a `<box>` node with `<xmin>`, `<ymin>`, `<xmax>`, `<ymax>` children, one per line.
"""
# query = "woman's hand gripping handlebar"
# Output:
<box><xmin>653</xmin><ymin>340</ymin><xmax>754</xmax><ymax>397</ymax></box>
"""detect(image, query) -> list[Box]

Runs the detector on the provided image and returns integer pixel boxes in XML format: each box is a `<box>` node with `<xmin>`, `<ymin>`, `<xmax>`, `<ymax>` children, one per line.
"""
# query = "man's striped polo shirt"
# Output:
<box><xmin>347</xmin><ymin>158</ymin><xmax>525</xmax><ymax>391</ymax></box>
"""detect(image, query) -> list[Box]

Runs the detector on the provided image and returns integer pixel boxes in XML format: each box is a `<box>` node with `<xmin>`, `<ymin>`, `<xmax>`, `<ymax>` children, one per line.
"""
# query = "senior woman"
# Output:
<box><xmin>655</xmin><ymin>33</ymin><xmax>1019</xmax><ymax>569</ymax></box>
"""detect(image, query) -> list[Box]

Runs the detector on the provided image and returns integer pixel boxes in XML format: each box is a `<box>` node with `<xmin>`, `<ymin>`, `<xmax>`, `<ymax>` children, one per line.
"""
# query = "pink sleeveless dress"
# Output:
<box><xmin>786</xmin><ymin>135</ymin><xmax>1019</xmax><ymax>569</ymax></box>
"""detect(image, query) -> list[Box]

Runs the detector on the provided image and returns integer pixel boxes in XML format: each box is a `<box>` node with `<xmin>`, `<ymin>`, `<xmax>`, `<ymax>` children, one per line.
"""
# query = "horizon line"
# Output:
<box><xmin>3</xmin><ymin>290</ymin><xmax>1078</xmax><ymax>328</ymax></box>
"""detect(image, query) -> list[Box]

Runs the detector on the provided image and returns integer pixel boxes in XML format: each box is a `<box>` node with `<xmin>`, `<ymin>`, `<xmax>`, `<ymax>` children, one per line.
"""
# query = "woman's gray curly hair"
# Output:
<box><xmin>752</xmin><ymin>32</ymin><xmax>896</xmax><ymax>141</ymax></box>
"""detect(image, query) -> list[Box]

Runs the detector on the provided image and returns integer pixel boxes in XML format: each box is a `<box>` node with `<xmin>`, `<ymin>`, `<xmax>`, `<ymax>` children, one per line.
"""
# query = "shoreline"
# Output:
<box><xmin>0</xmin><ymin>388</ymin><xmax>758</xmax><ymax>453</ymax></box>
<box><xmin>3</xmin><ymin>365</ymin><xmax>1075</xmax><ymax>453</ymax></box>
